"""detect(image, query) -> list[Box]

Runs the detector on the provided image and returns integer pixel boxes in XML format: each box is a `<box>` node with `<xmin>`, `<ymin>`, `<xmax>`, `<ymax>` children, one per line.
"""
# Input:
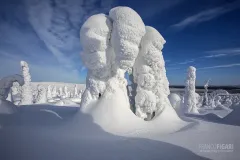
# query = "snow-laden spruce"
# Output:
<box><xmin>51</xmin><ymin>86</ymin><xmax>57</xmax><ymax>98</ymax></box>
<box><xmin>35</xmin><ymin>85</ymin><xmax>47</xmax><ymax>104</ymax></box>
<box><xmin>134</xmin><ymin>26</ymin><xmax>171</xmax><ymax>119</ymax></box>
<box><xmin>20</xmin><ymin>61</ymin><xmax>33</xmax><ymax>105</ymax></box>
<box><xmin>184</xmin><ymin>66</ymin><xmax>199</xmax><ymax>114</ymax></box>
<box><xmin>47</xmin><ymin>85</ymin><xmax>52</xmax><ymax>100</ymax></box>
<box><xmin>80</xmin><ymin>14</ymin><xmax>112</xmax><ymax>107</ymax></box>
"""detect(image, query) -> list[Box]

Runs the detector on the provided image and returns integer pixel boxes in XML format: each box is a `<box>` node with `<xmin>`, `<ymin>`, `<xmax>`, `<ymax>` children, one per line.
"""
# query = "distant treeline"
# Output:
<box><xmin>170</xmin><ymin>85</ymin><xmax>240</xmax><ymax>90</ymax></box>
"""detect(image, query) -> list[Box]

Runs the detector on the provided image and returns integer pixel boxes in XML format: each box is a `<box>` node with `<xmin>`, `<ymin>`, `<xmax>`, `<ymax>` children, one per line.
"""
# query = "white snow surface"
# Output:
<box><xmin>82</xmin><ymin>87</ymin><xmax>187</xmax><ymax>135</ymax></box>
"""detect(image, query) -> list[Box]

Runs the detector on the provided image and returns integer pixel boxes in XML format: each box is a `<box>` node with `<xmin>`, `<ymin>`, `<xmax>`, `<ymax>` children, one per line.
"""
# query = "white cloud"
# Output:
<box><xmin>169</xmin><ymin>59</ymin><xmax>195</xmax><ymax>66</ymax></box>
<box><xmin>24</xmin><ymin>0</ymin><xmax>114</xmax><ymax>70</ymax></box>
<box><xmin>171</xmin><ymin>1</ymin><xmax>240</xmax><ymax>30</ymax></box>
<box><xmin>202</xmin><ymin>48</ymin><xmax>240</xmax><ymax>59</ymax></box>
<box><xmin>198</xmin><ymin>63</ymin><xmax>240</xmax><ymax>70</ymax></box>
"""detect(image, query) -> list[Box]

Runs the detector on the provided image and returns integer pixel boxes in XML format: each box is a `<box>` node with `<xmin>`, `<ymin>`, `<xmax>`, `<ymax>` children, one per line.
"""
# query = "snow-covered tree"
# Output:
<box><xmin>58</xmin><ymin>87</ymin><xmax>63</xmax><ymax>98</ymax></box>
<box><xmin>47</xmin><ymin>85</ymin><xmax>52</xmax><ymax>100</ymax></box>
<box><xmin>20</xmin><ymin>61</ymin><xmax>33</xmax><ymax>105</ymax></box>
<box><xmin>184</xmin><ymin>66</ymin><xmax>199</xmax><ymax>114</ymax></box>
<box><xmin>134</xmin><ymin>26</ymin><xmax>171</xmax><ymax>120</ymax></box>
<box><xmin>63</xmin><ymin>86</ymin><xmax>68</xmax><ymax>98</ymax></box>
<box><xmin>35</xmin><ymin>85</ymin><xmax>47</xmax><ymax>104</ymax></box>
<box><xmin>80</xmin><ymin>7</ymin><xmax>146</xmax><ymax>108</ymax></box>
<box><xmin>52</xmin><ymin>86</ymin><xmax>57</xmax><ymax>98</ymax></box>
<box><xmin>203</xmin><ymin>79</ymin><xmax>210</xmax><ymax>106</ymax></box>
<box><xmin>74</xmin><ymin>85</ymin><xmax>78</xmax><ymax>97</ymax></box>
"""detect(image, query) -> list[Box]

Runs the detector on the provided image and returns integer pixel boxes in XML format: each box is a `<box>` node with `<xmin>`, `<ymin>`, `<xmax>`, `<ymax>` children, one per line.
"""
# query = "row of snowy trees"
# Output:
<box><xmin>7</xmin><ymin>61</ymin><xmax>83</xmax><ymax>105</ymax></box>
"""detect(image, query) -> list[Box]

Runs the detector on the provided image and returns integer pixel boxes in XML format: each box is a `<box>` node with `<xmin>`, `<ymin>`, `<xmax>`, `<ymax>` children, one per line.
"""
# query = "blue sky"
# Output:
<box><xmin>0</xmin><ymin>0</ymin><xmax>240</xmax><ymax>86</ymax></box>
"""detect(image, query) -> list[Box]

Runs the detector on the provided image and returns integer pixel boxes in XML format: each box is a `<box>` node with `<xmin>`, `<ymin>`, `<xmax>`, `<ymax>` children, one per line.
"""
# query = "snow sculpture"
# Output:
<box><xmin>184</xmin><ymin>66</ymin><xmax>199</xmax><ymax>114</ymax></box>
<box><xmin>52</xmin><ymin>86</ymin><xmax>57</xmax><ymax>98</ymax></box>
<box><xmin>35</xmin><ymin>85</ymin><xmax>47</xmax><ymax>104</ymax></box>
<box><xmin>47</xmin><ymin>85</ymin><xmax>52</xmax><ymax>100</ymax></box>
<box><xmin>20</xmin><ymin>61</ymin><xmax>33</xmax><ymax>105</ymax></box>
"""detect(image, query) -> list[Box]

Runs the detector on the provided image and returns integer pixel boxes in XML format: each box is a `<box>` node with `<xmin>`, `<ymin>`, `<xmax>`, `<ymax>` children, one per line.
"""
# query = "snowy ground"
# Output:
<box><xmin>0</xmin><ymin>105</ymin><xmax>239</xmax><ymax>160</ymax></box>
<box><xmin>0</xmin><ymin>88</ymin><xmax>240</xmax><ymax>160</ymax></box>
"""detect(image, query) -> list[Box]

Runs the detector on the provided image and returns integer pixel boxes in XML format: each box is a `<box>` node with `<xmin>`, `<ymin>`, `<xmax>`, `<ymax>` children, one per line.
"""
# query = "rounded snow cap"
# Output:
<box><xmin>188</xmin><ymin>66</ymin><xmax>196</xmax><ymax>72</ymax></box>
<box><xmin>141</xmin><ymin>26</ymin><xmax>166</xmax><ymax>51</ymax></box>
<box><xmin>80</xmin><ymin>14</ymin><xmax>112</xmax><ymax>53</ymax></box>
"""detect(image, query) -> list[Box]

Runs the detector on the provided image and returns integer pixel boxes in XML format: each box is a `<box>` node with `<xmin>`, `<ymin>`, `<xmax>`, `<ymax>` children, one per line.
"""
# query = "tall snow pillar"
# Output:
<box><xmin>184</xmin><ymin>66</ymin><xmax>199</xmax><ymax>114</ymax></box>
<box><xmin>20</xmin><ymin>61</ymin><xmax>33</xmax><ymax>105</ymax></box>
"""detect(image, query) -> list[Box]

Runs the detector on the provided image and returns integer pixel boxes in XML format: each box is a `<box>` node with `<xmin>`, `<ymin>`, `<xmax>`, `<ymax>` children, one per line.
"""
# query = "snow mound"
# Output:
<box><xmin>169</xmin><ymin>93</ymin><xmax>182</xmax><ymax>113</ymax></box>
<box><xmin>54</xmin><ymin>99</ymin><xmax>79</xmax><ymax>107</ymax></box>
<box><xmin>83</xmin><ymin>88</ymin><xmax>188</xmax><ymax>135</ymax></box>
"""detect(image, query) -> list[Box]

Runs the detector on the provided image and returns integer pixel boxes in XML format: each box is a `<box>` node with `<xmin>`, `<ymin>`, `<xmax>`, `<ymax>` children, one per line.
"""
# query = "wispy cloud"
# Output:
<box><xmin>202</xmin><ymin>48</ymin><xmax>240</xmax><ymax>58</ymax></box>
<box><xmin>24</xmin><ymin>0</ymin><xmax>115</xmax><ymax>70</ymax></box>
<box><xmin>169</xmin><ymin>59</ymin><xmax>195</xmax><ymax>66</ymax></box>
<box><xmin>198</xmin><ymin>63</ymin><xmax>240</xmax><ymax>70</ymax></box>
<box><xmin>171</xmin><ymin>1</ymin><xmax>240</xmax><ymax>30</ymax></box>
<box><xmin>166</xmin><ymin>67</ymin><xmax>181</xmax><ymax>71</ymax></box>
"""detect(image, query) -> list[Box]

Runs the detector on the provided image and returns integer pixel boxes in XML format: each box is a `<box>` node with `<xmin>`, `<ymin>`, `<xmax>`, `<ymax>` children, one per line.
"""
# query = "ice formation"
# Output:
<box><xmin>80</xmin><ymin>6</ymin><xmax>179</xmax><ymax>122</ymax></box>
<box><xmin>184</xmin><ymin>66</ymin><xmax>199</xmax><ymax>114</ymax></box>
<box><xmin>20</xmin><ymin>61</ymin><xmax>33</xmax><ymax>105</ymax></box>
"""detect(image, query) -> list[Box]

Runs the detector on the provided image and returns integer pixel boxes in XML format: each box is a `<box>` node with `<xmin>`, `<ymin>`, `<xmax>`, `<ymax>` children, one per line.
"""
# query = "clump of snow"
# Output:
<box><xmin>109</xmin><ymin>6</ymin><xmax>145</xmax><ymax>71</ymax></box>
<box><xmin>20</xmin><ymin>61</ymin><xmax>33</xmax><ymax>105</ymax></box>
<box><xmin>184</xmin><ymin>66</ymin><xmax>199</xmax><ymax>114</ymax></box>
